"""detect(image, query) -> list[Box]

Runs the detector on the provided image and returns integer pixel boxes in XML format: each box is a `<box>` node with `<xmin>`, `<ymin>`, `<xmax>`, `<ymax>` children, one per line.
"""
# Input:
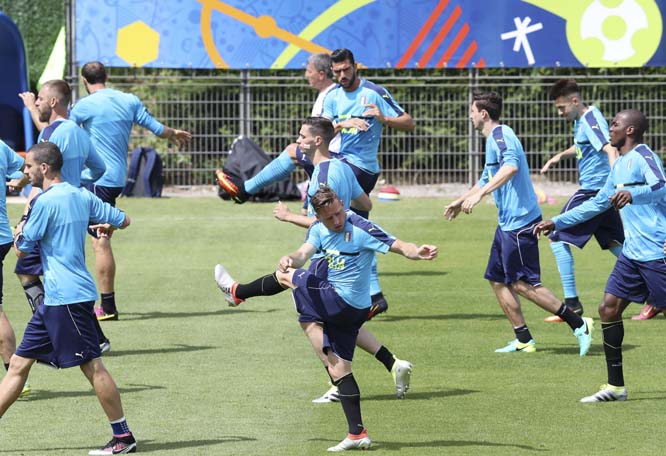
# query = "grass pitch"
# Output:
<box><xmin>1</xmin><ymin>196</ymin><xmax>663</xmax><ymax>455</ymax></box>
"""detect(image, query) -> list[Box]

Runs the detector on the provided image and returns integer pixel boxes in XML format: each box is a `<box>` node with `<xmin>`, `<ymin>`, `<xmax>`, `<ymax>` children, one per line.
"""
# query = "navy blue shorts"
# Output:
<box><xmin>292</xmin><ymin>269</ymin><xmax>369</xmax><ymax>362</ymax></box>
<box><xmin>84</xmin><ymin>184</ymin><xmax>123</xmax><ymax>237</ymax></box>
<box><xmin>605</xmin><ymin>253</ymin><xmax>666</xmax><ymax>307</ymax></box>
<box><xmin>14</xmin><ymin>248</ymin><xmax>43</xmax><ymax>276</ymax></box>
<box><xmin>15</xmin><ymin>301</ymin><xmax>101</xmax><ymax>368</ymax></box>
<box><xmin>484</xmin><ymin>217</ymin><xmax>543</xmax><ymax>285</ymax></box>
<box><xmin>0</xmin><ymin>242</ymin><xmax>11</xmax><ymax>305</ymax></box>
<box><xmin>549</xmin><ymin>189</ymin><xmax>624</xmax><ymax>249</ymax></box>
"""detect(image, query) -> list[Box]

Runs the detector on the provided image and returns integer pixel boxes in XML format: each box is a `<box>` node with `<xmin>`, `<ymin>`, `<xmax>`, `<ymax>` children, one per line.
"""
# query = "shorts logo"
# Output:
<box><xmin>75</xmin><ymin>352</ymin><xmax>84</xmax><ymax>358</ymax></box>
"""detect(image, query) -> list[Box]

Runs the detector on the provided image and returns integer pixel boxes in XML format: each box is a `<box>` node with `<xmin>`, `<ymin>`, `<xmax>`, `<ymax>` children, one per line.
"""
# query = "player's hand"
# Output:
<box><xmin>273</xmin><ymin>201</ymin><xmax>291</xmax><ymax>222</ymax></box>
<box><xmin>540</xmin><ymin>156</ymin><xmax>559</xmax><ymax>174</ymax></box>
<box><xmin>278</xmin><ymin>255</ymin><xmax>293</xmax><ymax>272</ymax></box>
<box><xmin>461</xmin><ymin>193</ymin><xmax>482</xmax><ymax>214</ymax></box>
<box><xmin>89</xmin><ymin>223</ymin><xmax>116</xmax><ymax>238</ymax></box>
<box><xmin>533</xmin><ymin>220</ymin><xmax>555</xmax><ymax>238</ymax></box>
<box><xmin>170</xmin><ymin>129</ymin><xmax>192</xmax><ymax>148</ymax></box>
<box><xmin>609</xmin><ymin>190</ymin><xmax>632</xmax><ymax>210</ymax></box>
<box><xmin>341</xmin><ymin>117</ymin><xmax>370</xmax><ymax>131</ymax></box>
<box><xmin>444</xmin><ymin>200</ymin><xmax>462</xmax><ymax>221</ymax></box>
<box><xmin>6</xmin><ymin>178</ymin><xmax>26</xmax><ymax>192</ymax></box>
<box><xmin>417</xmin><ymin>244</ymin><xmax>438</xmax><ymax>260</ymax></box>
<box><xmin>361</xmin><ymin>102</ymin><xmax>385</xmax><ymax>123</ymax></box>
<box><xmin>18</xmin><ymin>91</ymin><xmax>36</xmax><ymax>109</ymax></box>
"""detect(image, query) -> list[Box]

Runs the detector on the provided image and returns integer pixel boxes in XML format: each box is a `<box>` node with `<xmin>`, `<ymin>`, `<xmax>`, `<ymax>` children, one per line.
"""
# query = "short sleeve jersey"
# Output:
<box><xmin>322</xmin><ymin>79</ymin><xmax>405</xmax><ymax>174</ymax></box>
<box><xmin>70</xmin><ymin>88</ymin><xmax>164</xmax><ymax>187</ymax></box>
<box><xmin>554</xmin><ymin>144</ymin><xmax>666</xmax><ymax>261</ymax></box>
<box><xmin>477</xmin><ymin>125</ymin><xmax>541</xmax><ymax>231</ymax></box>
<box><xmin>17</xmin><ymin>182</ymin><xmax>127</xmax><ymax>305</ymax></box>
<box><xmin>306</xmin><ymin>159</ymin><xmax>363</xmax><ymax>216</ymax></box>
<box><xmin>0</xmin><ymin>140</ymin><xmax>24</xmax><ymax>244</ymax></box>
<box><xmin>573</xmin><ymin>106</ymin><xmax>611</xmax><ymax>190</ymax></box>
<box><xmin>304</xmin><ymin>212</ymin><xmax>395</xmax><ymax>309</ymax></box>
<box><xmin>38</xmin><ymin>119</ymin><xmax>105</xmax><ymax>187</ymax></box>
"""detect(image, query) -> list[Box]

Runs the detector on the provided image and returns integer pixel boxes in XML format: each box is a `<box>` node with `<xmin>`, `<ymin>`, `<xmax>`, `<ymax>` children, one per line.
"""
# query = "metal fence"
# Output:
<box><xmin>69</xmin><ymin>68</ymin><xmax>666</xmax><ymax>188</ymax></box>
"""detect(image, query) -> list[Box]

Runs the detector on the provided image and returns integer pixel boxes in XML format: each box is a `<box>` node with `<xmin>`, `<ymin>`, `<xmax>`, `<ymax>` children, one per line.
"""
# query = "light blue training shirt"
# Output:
<box><xmin>70</xmin><ymin>88</ymin><xmax>164</xmax><ymax>187</ymax></box>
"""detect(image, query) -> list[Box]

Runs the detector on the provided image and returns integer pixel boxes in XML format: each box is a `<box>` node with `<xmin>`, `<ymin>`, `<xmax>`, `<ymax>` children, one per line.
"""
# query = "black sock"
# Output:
<box><xmin>22</xmin><ymin>280</ymin><xmax>44</xmax><ymax>314</ymax></box>
<box><xmin>334</xmin><ymin>373</ymin><xmax>364</xmax><ymax>435</ymax></box>
<box><xmin>101</xmin><ymin>292</ymin><xmax>116</xmax><ymax>314</ymax></box>
<box><xmin>514</xmin><ymin>325</ymin><xmax>532</xmax><ymax>343</ymax></box>
<box><xmin>374</xmin><ymin>346</ymin><xmax>395</xmax><ymax>372</ymax></box>
<box><xmin>556</xmin><ymin>304</ymin><xmax>584</xmax><ymax>331</ymax></box>
<box><xmin>564</xmin><ymin>297</ymin><xmax>581</xmax><ymax>307</ymax></box>
<box><xmin>602</xmin><ymin>321</ymin><xmax>624</xmax><ymax>387</ymax></box>
<box><xmin>235</xmin><ymin>273</ymin><xmax>285</xmax><ymax>300</ymax></box>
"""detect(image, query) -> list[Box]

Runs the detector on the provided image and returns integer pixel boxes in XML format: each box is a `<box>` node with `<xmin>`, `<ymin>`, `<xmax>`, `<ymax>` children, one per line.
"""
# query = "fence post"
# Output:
<box><xmin>467</xmin><ymin>68</ymin><xmax>479</xmax><ymax>187</ymax></box>
<box><xmin>239</xmin><ymin>69</ymin><xmax>251</xmax><ymax>136</ymax></box>
<box><xmin>66</xmin><ymin>0</ymin><xmax>79</xmax><ymax>100</ymax></box>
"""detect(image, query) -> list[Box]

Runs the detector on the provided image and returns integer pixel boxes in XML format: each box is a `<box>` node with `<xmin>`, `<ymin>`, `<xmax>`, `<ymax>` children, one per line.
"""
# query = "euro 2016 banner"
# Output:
<box><xmin>75</xmin><ymin>0</ymin><xmax>666</xmax><ymax>69</ymax></box>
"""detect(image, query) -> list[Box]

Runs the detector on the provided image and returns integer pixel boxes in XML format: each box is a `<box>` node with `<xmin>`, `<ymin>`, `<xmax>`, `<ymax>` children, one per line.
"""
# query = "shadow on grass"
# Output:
<box><xmin>106</xmin><ymin>344</ymin><xmax>217</xmax><ymax>357</ymax></box>
<box><xmin>538</xmin><ymin>343</ymin><xmax>638</xmax><ymax>356</ymax></box>
<box><xmin>140</xmin><ymin>436</ymin><xmax>257</xmax><ymax>452</ymax></box>
<box><xmin>376</xmin><ymin>313</ymin><xmax>506</xmax><ymax>322</ymax></box>
<box><xmin>20</xmin><ymin>383</ymin><xmax>165</xmax><ymax>402</ymax></box>
<box><xmin>121</xmin><ymin>308</ymin><xmax>279</xmax><ymax>320</ymax></box>
<box><xmin>364</xmin><ymin>388</ymin><xmax>479</xmax><ymax>401</ymax></box>
<box><xmin>310</xmin><ymin>438</ymin><xmax>545</xmax><ymax>452</ymax></box>
<box><xmin>379</xmin><ymin>270</ymin><xmax>447</xmax><ymax>277</ymax></box>
<box><xmin>0</xmin><ymin>437</ymin><xmax>256</xmax><ymax>454</ymax></box>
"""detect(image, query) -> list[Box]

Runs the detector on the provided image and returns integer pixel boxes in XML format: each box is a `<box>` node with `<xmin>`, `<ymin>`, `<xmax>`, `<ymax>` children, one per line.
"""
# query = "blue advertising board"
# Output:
<box><xmin>74</xmin><ymin>0</ymin><xmax>666</xmax><ymax>69</ymax></box>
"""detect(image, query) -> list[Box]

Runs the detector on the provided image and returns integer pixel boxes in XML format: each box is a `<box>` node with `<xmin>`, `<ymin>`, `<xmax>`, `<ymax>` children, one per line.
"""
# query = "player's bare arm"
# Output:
<box><xmin>389</xmin><ymin>239</ymin><xmax>438</xmax><ymax>260</ymax></box>
<box><xmin>540</xmin><ymin>145</ymin><xmax>576</xmax><ymax>174</ymax></box>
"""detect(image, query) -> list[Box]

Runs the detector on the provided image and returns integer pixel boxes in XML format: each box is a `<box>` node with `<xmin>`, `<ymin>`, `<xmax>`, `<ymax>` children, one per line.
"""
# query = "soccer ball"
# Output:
<box><xmin>378</xmin><ymin>185</ymin><xmax>400</xmax><ymax>202</ymax></box>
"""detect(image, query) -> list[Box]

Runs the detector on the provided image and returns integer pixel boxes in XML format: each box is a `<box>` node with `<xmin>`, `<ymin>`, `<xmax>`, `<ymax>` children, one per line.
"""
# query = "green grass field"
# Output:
<box><xmin>1</xmin><ymin>196</ymin><xmax>664</xmax><ymax>455</ymax></box>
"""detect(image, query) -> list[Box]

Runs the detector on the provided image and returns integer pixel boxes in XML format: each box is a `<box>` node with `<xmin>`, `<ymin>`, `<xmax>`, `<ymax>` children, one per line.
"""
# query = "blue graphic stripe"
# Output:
<box><xmin>584</xmin><ymin>111</ymin><xmax>608</xmax><ymax>146</ymax></box>
<box><xmin>317</xmin><ymin>161</ymin><xmax>330</xmax><ymax>187</ymax></box>
<box><xmin>348</xmin><ymin>212</ymin><xmax>393</xmax><ymax>245</ymax></box>
<box><xmin>636</xmin><ymin>145</ymin><xmax>665</xmax><ymax>191</ymax></box>
<box><xmin>363</xmin><ymin>80</ymin><xmax>404</xmax><ymax>115</ymax></box>
<box><xmin>39</xmin><ymin>122</ymin><xmax>64</xmax><ymax>142</ymax></box>
<box><xmin>492</xmin><ymin>128</ymin><xmax>507</xmax><ymax>165</ymax></box>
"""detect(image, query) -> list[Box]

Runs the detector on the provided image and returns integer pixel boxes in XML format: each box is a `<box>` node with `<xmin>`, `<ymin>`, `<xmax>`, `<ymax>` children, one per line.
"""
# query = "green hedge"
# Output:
<box><xmin>0</xmin><ymin>0</ymin><xmax>65</xmax><ymax>89</ymax></box>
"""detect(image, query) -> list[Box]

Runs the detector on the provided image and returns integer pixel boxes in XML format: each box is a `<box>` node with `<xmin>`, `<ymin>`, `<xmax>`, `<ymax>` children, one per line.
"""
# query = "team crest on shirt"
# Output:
<box><xmin>345</xmin><ymin>231</ymin><xmax>352</xmax><ymax>242</ymax></box>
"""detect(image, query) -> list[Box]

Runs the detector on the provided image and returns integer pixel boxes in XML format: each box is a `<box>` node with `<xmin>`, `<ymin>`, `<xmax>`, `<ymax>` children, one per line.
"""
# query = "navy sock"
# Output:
<box><xmin>514</xmin><ymin>325</ymin><xmax>532</xmax><ymax>343</ymax></box>
<box><xmin>110</xmin><ymin>417</ymin><xmax>131</xmax><ymax>437</ymax></box>
<box><xmin>556</xmin><ymin>304</ymin><xmax>584</xmax><ymax>331</ymax></box>
<box><xmin>602</xmin><ymin>321</ymin><xmax>624</xmax><ymax>386</ymax></box>
<box><xmin>235</xmin><ymin>273</ymin><xmax>286</xmax><ymax>300</ymax></box>
<box><xmin>101</xmin><ymin>292</ymin><xmax>116</xmax><ymax>314</ymax></box>
<box><xmin>374</xmin><ymin>346</ymin><xmax>395</xmax><ymax>372</ymax></box>
<box><xmin>334</xmin><ymin>373</ymin><xmax>364</xmax><ymax>435</ymax></box>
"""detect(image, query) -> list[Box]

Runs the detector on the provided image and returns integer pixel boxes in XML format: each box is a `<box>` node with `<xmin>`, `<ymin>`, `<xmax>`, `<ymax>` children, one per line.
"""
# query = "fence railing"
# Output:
<box><xmin>68</xmin><ymin>67</ymin><xmax>666</xmax><ymax>188</ymax></box>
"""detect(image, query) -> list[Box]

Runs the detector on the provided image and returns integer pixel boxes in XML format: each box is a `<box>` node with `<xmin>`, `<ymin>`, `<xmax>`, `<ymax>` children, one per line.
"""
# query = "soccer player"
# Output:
<box><xmin>540</xmin><ymin>79</ymin><xmax>624</xmax><ymax>322</ymax></box>
<box><xmin>16</xmin><ymin>79</ymin><xmax>110</xmax><ymax>351</ymax></box>
<box><xmin>217</xmin><ymin>117</ymin><xmax>413</xmax><ymax>402</ymax></box>
<box><xmin>0</xmin><ymin>141</ymin><xmax>135</xmax><ymax>454</ymax></box>
<box><xmin>534</xmin><ymin>109</ymin><xmax>666</xmax><ymax>402</ymax></box>
<box><xmin>70</xmin><ymin>61</ymin><xmax>192</xmax><ymax>321</ymax></box>
<box><xmin>231</xmin><ymin>186</ymin><xmax>437</xmax><ymax>451</ymax></box>
<box><xmin>0</xmin><ymin>139</ymin><xmax>28</xmax><ymax>396</ymax></box>
<box><xmin>444</xmin><ymin>91</ymin><xmax>593</xmax><ymax>355</ymax></box>
<box><xmin>217</xmin><ymin>48</ymin><xmax>414</xmax><ymax>318</ymax></box>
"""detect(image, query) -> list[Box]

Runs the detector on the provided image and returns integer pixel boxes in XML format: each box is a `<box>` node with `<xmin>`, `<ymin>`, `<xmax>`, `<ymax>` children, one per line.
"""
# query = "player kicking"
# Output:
<box><xmin>221</xmin><ymin>186</ymin><xmax>437</xmax><ymax>451</ymax></box>
<box><xmin>216</xmin><ymin>118</ymin><xmax>413</xmax><ymax>401</ymax></box>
